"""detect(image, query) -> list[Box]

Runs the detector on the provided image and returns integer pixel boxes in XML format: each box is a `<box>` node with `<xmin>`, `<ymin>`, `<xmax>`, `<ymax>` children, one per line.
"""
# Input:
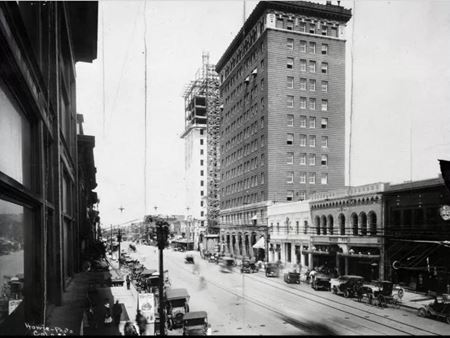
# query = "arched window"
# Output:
<box><xmin>368</xmin><ymin>211</ymin><xmax>377</xmax><ymax>236</ymax></box>
<box><xmin>359</xmin><ymin>212</ymin><xmax>367</xmax><ymax>235</ymax></box>
<box><xmin>351</xmin><ymin>213</ymin><xmax>358</xmax><ymax>235</ymax></box>
<box><xmin>321</xmin><ymin>215</ymin><xmax>327</xmax><ymax>235</ymax></box>
<box><xmin>328</xmin><ymin>215</ymin><xmax>334</xmax><ymax>235</ymax></box>
<box><xmin>315</xmin><ymin>216</ymin><xmax>321</xmax><ymax>235</ymax></box>
<box><xmin>339</xmin><ymin>214</ymin><xmax>345</xmax><ymax>235</ymax></box>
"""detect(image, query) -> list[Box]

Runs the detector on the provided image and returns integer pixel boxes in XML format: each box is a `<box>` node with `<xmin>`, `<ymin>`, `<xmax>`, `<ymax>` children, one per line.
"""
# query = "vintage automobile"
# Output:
<box><xmin>265</xmin><ymin>263</ymin><xmax>280</xmax><ymax>278</ymax></box>
<box><xmin>330</xmin><ymin>275</ymin><xmax>364</xmax><ymax>298</ymax></box>
<box><xmin>417</xmin><ymin>296</ymin><xmax>450</xmax><ymax>324</ymax></box>
<box><xmin>241</xmin><ymin>259</ymin><xmax>259</xmax><ymax>273</ymax></box>
<box><xmin>166</xmin><ymin>288</ymin><xmax>190</xmax><ymax>330</ymax></box>
<box><xmin>182</xmin><ymin>311</ymin><xmax>211</xmax><ymax>336</ymax></box>
<box><xmin>208</xmin><ymin>253</ymin><xmax>220</xmax><ymax>264</ymax></box>
<box><xmin>356</xmin><ymin>280</ymin><xmax>403</xmax><ymax>307</ymax></box>
<box><xmin>284</xmin><ymin>271</ymin><xmax>301</xmax><ymax>284</ymax></box>
<box><xmin>185</xmin><ymin>254</ymin><xmax>195</xmax><ymax>264</ymax></box>
<box><xmin>219</xmin><ymin>257</ymin><xmax>235</xmax><ymax>273</ymax></box>
<box><xmin>311</xmin><ymin>273</ymin><xmax>331</xmax><ymax>291</ymax></box>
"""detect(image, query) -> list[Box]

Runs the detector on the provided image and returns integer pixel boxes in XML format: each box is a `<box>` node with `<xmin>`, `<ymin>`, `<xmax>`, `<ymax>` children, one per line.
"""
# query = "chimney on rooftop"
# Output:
<box><xmin>326</xmin><ymin>0</ymin><xmax>332</xmax><ymax>5</ymax></box>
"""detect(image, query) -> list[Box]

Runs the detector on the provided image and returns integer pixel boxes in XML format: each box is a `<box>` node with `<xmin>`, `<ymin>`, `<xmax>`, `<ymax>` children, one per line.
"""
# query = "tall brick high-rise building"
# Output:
<box><xmin>215</xmin><ymin>1</ymin><xmax>351</xmax><ymax>260</ymax></box>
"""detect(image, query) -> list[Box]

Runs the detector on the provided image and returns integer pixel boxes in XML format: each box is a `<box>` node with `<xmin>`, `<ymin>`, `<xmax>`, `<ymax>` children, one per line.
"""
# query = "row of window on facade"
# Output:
<box><xmin>287</xmin><ymin>152</ymin><xmax>329</xmax><ymax>166</ymax></box>
<box><xmin>288</xmin><ymin>77</ymin><xmax>328</xmax><ymax>92</ymax></box>
<box><xmin>221</xmin><ymin>191</ymin><xmax>266</xmax><ymax>209</ymax></box>
<box><xmin>288</xmin><ymin>58</ymin><xmax>328</xmax><ymax>74</ymax></box>
<box><xmin>223</xmin><ymin>113</ymin><xmax>262</xmax><ymax>149</ymax></box>
<box><xmin>275</xmin><ymin>17</ymin><xmax>339</xmax><ymax>37</ymax></box>
<box><xmin>287</xmin><ymin>96</ymin><xmax>328</xmax><ymax>111</ymax></box>
<box><xmin>223</xmin><ymin>173</ymin><xmax>263</xmax><ymax>196</ymax></box>
<box><xmin>270</xmin><ymin>211</ymin><xmax>378</xmax><ymax>236</ymax></box>
<box><xmin>287</xmin><ymin>134</ymin><xmax>328</xmax><ymax>148</ymax></box>
<box><xmin>223</xmin><ymin>137</ymin><xmax>262</xmax><ymax>168</ymax></box>
<box><xmin>223</xmin><ymin>93</ymin><xmax>262</xmax><ymax>126</ymax></box>
<box><xmin>223</xmin><ymin>155</ymin><xmax>261</xmax><ymax>181</ymax></box>
<box><xmin>287</xmin><ymin>172</ymin><xmax>328</xmax><ymax>185</ymax></box>
<box><xmin>287</xmin><ymin>39</ymin><xmax>329</xmax><ymax>55</ymax></box>
<box><xmin>287</xmin><ymin>115</ymin><xmax>328</xmax><ymax>128</ymax></box>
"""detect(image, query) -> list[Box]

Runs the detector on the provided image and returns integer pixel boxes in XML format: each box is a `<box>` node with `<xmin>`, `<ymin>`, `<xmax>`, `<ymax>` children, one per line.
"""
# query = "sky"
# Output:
<box><xmin>76</xmin><ymin>0</ymin><xmax>450</xmax><ymax>228</ymax></box>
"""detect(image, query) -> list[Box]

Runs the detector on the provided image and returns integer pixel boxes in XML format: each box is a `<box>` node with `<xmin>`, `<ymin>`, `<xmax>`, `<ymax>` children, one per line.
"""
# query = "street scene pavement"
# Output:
<box><xmin>123</xmin><ymin>242</ymin><xmax>450</xmax><ymax>336</ymax></box>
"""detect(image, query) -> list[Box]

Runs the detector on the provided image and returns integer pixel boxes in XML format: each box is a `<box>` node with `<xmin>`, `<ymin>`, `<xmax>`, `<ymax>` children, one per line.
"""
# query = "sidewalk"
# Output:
<box><xmin>46</xmin><ymin>258</ymin><xmax>142</xmax><ymax>336</ymax></box>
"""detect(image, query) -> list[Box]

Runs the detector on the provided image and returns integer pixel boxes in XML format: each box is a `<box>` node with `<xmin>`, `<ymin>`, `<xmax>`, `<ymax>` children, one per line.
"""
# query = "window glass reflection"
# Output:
<box><xmin>0</xmin><ymin>86</ymin><xmax>31</xmax><ymax>187</ymax></box>
<box><xmin>0</xmin><ymin>199</ymin><xmax>25</xmax><ymax>325</ymax></box>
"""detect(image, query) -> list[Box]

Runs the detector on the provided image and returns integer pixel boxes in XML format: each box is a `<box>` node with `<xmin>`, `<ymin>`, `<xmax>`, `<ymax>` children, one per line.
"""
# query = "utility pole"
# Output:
<box><xmin>155</xmin><ymin>218</ymin><xmax>169</xmax><ymax>336</ymax></box>
<box><xmin>118</xmin><ymin>227</ymin><xmax>122</xmax><ymax>268</ymax></box>
<box><xmin>110</xmin><ymin>224</ymin><xmax>113</xmax><ymax>256</ymax></box>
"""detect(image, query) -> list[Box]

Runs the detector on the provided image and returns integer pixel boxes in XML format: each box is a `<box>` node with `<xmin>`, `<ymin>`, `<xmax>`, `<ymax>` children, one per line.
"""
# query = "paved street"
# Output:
<box><xmin>126</xmin><ymin>242</ymin><xmax>450</xmax><ymax>336</ymax></box>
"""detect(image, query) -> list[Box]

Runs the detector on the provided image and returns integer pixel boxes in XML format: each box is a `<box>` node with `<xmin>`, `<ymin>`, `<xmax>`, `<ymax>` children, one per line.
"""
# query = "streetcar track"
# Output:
<box><xmin>242</xmin><ymin>271</ymin><xmax>439</xmax><ymax>336</ymax></box>
<box><xmin>166</xmin><ymin>251</ymin><xmax>438</xmax><ymax>336</ymax></box>
<box><xmin>131</xmin><ymin>247</ymin><xmax>439</xmax><ymax>336</ymax></box>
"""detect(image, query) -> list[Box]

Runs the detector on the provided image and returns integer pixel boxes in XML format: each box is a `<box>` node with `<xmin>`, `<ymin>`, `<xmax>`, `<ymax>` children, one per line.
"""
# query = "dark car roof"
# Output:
<box><xmin>340</xmin><ymin>275</ymin><xmax>364</xmax><ymax>279</ymax></box>
<box><xmin>166</xmin><ymin>288</ymin><xmax>190</xmax><ymax>300</ymax></box>
<box><xmin>183</xmin><ymin>311</ymin><xmax>207</xmax><ymax>320</ymax></box>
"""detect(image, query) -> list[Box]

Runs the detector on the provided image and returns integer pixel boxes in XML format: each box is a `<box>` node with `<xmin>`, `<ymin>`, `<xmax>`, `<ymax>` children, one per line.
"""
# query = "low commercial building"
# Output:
<box><xmin>308</xmin><ymin>183</ymin><xmax>387</xmax><ymax>280</ymax></box>
<box><xmin>267</xmin><ymin>201</ymin><xmax>311</xmax><ymax>270</ymax></box>
<box><xmin>383</xmin><ymin>176</ymin><xmax>450</xmax><ymax>293</ymax></box>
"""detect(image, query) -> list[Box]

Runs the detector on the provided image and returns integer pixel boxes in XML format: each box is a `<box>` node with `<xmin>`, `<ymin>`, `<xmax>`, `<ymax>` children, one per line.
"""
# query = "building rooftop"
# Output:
<box><xmin>216</xmin><ymin>0</ymin><xmax>352</xmax><ymax>72</ymax></box>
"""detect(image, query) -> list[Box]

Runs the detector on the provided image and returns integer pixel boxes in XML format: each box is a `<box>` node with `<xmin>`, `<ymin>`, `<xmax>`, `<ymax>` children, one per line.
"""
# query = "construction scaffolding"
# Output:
<box><xmin>182</xmin><ymin>52</ymin><xmax>222</xmax><ymax>233</ymax></box>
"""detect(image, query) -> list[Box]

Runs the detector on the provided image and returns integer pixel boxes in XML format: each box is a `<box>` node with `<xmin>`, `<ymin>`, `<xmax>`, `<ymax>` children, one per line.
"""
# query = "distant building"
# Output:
<box><xmin>216</xmin><ymin>1</ymin><xmax>352</xmax><ymax>260</ymax></box>
<box><xmin>0</xmin><ymin>2</ymin><xmax>98</xmax><ymax>332</ymax></box>
<box><xmin>182</xmin><ymin>52</ymin><xmax>221</xmax><ymax>244</ymax></box>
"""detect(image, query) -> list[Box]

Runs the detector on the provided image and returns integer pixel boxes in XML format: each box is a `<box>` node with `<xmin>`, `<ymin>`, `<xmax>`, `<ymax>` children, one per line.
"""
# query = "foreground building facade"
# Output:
<box><xmin>216</xmin><ymin>1</ymin><xmax>352</xmax><ymax>260</ymax></box>
<box><xmin>0</xmin><ymin>2</ymin><xmax>98</xmax><ymax>331</ymax></box>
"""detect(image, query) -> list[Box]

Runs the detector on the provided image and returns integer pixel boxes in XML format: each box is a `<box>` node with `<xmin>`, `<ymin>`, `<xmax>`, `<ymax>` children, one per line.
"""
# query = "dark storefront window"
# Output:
<box><xmin>0</xmin><ymin>87</ymin><xmax>31</xmax><ymax>187</ymax></box>
<box><xmin>0</xmin><ymin>199</ymin><xmax>28</xmax><ymax>326</ymax></box>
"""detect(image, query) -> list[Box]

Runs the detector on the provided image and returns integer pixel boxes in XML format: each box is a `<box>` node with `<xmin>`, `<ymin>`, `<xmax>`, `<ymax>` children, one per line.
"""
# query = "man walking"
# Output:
<box><xmin>112</xmin><ymin>300</ymin><xmax>122</xmax><ymax>326</ymax></box>
<box><xmin>135</xmin><ymin>310</ymin><xmax>147</xmax><ymax>335</ymax></box>
<box><xmin>126</xmin><ymin>275</ymin><xmax>131</xmax><ymax>290</ymax></box>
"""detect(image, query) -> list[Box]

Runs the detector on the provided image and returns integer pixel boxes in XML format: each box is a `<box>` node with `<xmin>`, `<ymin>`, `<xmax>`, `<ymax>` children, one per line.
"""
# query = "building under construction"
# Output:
<box><xmin>181</xmin><ymin>52</ymin><xmax>222</xmax><ymax>242</ymax></box>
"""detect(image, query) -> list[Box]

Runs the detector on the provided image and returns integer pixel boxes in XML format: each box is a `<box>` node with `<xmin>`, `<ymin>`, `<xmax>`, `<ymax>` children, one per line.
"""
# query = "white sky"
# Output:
<box><xmin>76</xmin><ymin>0</ymin><xmax>450</xmax><ymax>228</ymax></box>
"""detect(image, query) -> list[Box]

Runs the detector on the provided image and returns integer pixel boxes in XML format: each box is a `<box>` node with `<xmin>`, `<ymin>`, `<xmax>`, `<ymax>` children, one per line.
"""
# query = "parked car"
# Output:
<box><xmin>356</xmin><ymin>281</ymin><xmax>403</xmax><ymax>307</ymax></box>
<box><xmin>417</xmin><ymin>297</ymin><xmax>450</xmax><ymax>324</ymax></box>
<box><xmin>241</xmin><ymin>259</ymin><xmax>259</xmax><ymax>273</ymax></box>
<box><xmin>182</xmin><ymin>311</ymin><xmax>211</xmax><ymax>336</ymax></box>
<box><xmin>284</xmin><ymin>271</ymin><xmax>300</xmax><ymax>284</ymax></box>
<box><xmin>311</xmin><ymin>273</ymin><xmax>331</xmax><ymax>291</ymax></box>
<box><xmin>265</xmin><ymin>263</ymin><xmax>280</xmax><ymax>277</ymax></box>
<box><xmin>166</xmin><ymin>288</ymin><xmax>190</xmax><ymax>330</ymax></box>
<box><xmin>330</xmin><ymin>275</ymin><xmax>364</xmax><ymax>298</ymax></box>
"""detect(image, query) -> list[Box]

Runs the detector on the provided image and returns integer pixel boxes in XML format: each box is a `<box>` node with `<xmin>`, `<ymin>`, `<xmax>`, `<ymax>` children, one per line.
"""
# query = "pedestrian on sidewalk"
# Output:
<box><xmin>135</xmin><ymin>310</ymin><xmax>147</xmax><ymax>335</ymax></box>
<box><xmin>103</xmin><ymin>298</ymin><xmax>113</xmax><ymax>327</ymax></box>
<box><xmin>126</xmin><ymin>274</ymin><xmax>131</xmax><ymax>290</ymax></box>
<box><xmin>112</xmin><ymin>300</ymin><xmax>122</xmax><ymax>326</ymax></box>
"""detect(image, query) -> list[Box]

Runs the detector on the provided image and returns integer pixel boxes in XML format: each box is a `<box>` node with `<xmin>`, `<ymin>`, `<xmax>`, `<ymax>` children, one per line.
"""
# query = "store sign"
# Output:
<box><xmin>8</xmin><ymin>299</ymin><xmax>22</xmax><ymax>315</ymax></box>
<box><xmin>138</xmin><ymin>293</ymin><xmax>155</xmax><ymax>324</ymax></box>
<box><xmin>440</xmin><ymin>205</ymin><xmax>450</xmax><ymax>221</ymax></box>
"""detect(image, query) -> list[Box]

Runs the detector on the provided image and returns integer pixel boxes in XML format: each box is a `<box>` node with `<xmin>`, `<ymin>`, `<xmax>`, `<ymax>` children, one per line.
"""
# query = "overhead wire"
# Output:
<box><xmin>102</xmin><ymin>1</ymin><xmax>106</xmax><ymax>138</ymax></box>
<box><xmin>109</xmin><ymin>1</ymin><xmax>144</xmax><ymax>119</ymax></box>
<box><xmin>143</xmin><ymin>0</ymin><xmax>148</xmax><ymax>216</ymax></box>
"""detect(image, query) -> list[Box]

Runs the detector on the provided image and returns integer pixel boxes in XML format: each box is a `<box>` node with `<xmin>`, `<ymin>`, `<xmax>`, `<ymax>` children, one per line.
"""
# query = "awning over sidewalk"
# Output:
<box><xmin>252</xmin><ymin>236</ymin><xmax>265</xmax><ymax>249</ymax></box>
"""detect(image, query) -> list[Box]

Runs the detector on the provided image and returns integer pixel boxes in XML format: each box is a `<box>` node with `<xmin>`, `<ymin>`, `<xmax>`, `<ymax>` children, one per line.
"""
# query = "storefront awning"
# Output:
<box><xmin>252</xmin><ymin>236</ymin><xmax>265</xmax><ymax>249</ymax></box>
